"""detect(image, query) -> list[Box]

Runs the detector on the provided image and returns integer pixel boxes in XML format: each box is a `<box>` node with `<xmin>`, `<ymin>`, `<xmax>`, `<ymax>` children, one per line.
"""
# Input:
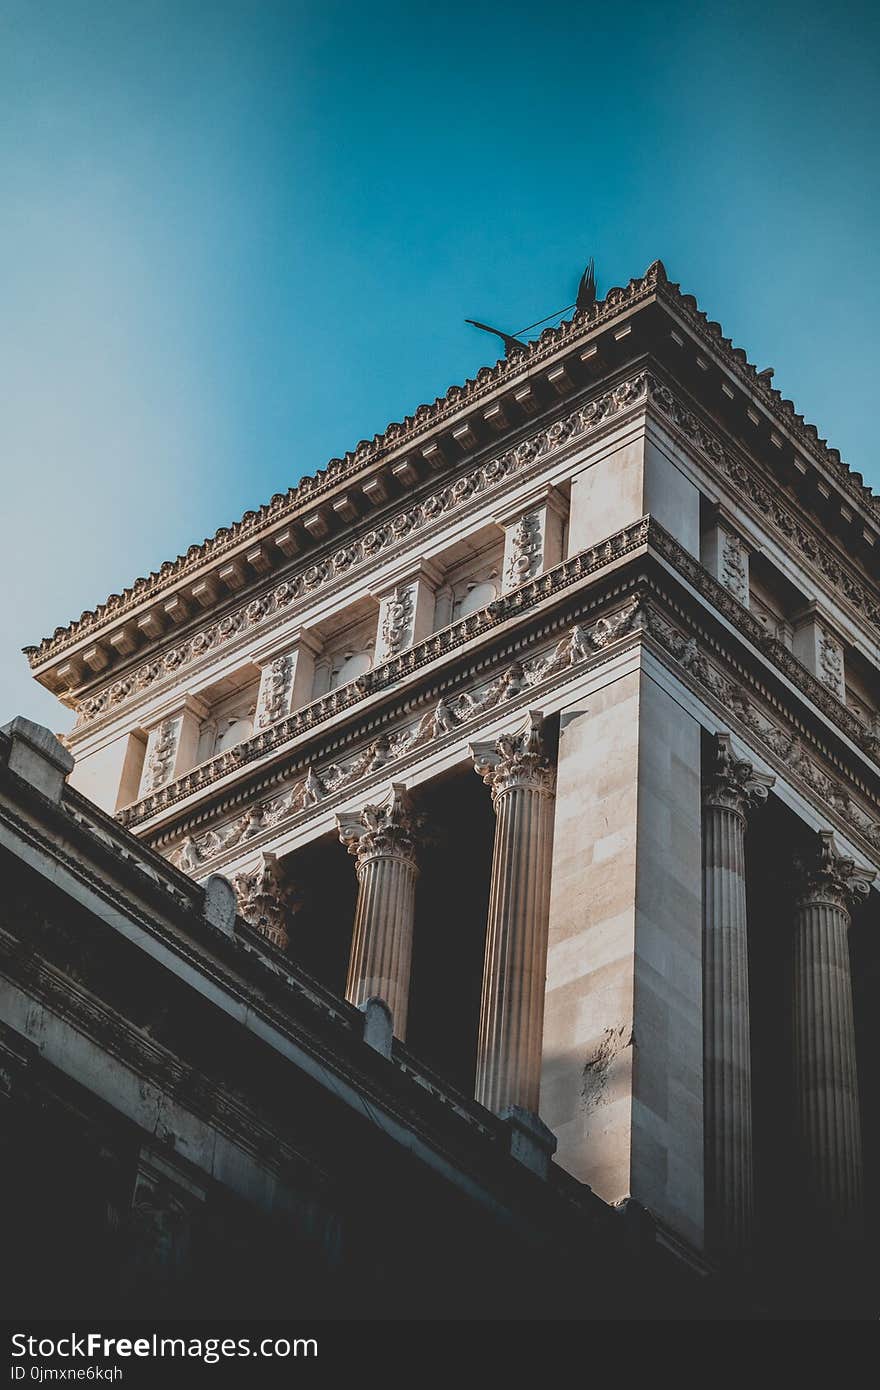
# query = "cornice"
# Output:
<box><xmin>31</xmin><ymin>256</ymin><xmax>874</xmax><ymax>677</ymax></box>
<box><xmin>654</xmin><ymin>278</ymin><xmax>878</xmax><ymax>521</ymax></box>
<box><xmin>73</xmin><ymin>371</ymin><xmax>652</xmax><ymax>730</ymax></box>
<box><xmin>26</xmin><ymin>263</ymin><xmax>668</xmax><ymax>670</ymax></box>
<box><xmin>646</xmin><ymin>381</ymin><xmax>880</xmax><ymax>644</ymax></box>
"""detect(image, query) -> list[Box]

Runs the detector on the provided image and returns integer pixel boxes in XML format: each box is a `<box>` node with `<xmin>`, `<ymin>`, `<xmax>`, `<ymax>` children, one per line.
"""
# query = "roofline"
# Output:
<box><xmin>26</xmin><ymin>258</ymin><xmax>877</xmax><ymax>668</ymax></box>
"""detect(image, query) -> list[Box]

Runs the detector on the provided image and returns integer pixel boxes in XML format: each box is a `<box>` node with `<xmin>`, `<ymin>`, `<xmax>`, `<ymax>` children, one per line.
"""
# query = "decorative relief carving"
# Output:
<box><xmin>703</xmin><ymin>732</ymin><xmax>774</xmax><ymax>817</ymax></box>
<box><xmin>127</xmin><ymin>509</ymin><xmax>880</xmax><ymax>853</ymax></box>
<box><xmin>337</xmin><ymin>784</ymin><xmax>423</xmax><ymax>873</ymax></box>
<box><xmin>75</xmin><ymin>374</ymin><xmax>652</xmax><ymax>726</ymax></box>
<box><xmin>794</xmin><ymin>830</ymin><xmax>875</xmax><ymax>913</ymax></box>
<box><xmin>119</xmin><ymin>520</ymin><xmax>650</xmax><ymax>828</ymax></box>
<box><xmin>470</xmin><ymin>710</ymin><xmax>555</xmax><ymax>803</ymax></box>
<box><xmin>232</xmin><ymin>850</ymin><xmax>298</xmax><ymax>949</ymax></box>
<box><xmin>167</xmin><ymin>602</ymin><xmax>640</xmax><ymax>873</ymax></box>
<box><xmin>141</xmin><ymin>720</ymin><xmax>178</xmax><ymax>795</ymax></box>
<box><xmin>647</xmin><ymin>380</ymin><xmax>880</xmax><ymax>639</ymax></box>
<box><xmin>818</xmin><ymin>629</ymin><xmax>845</xmax><ymax>698</ymax></box>
<box><xmin>647</xmin><ymin>522</ymin><xmax>880</xmax><ymax>766</ymax></box>
<box><xmin>256</xmin><ymin>655</ymin><xmax>293</xmax><ymax>729</ymax></box>
<box><xmin>504</xmin><ymin>513</ymin><xmax>543</xmax><ymax>590</ymax></box>
<box><xmin>720</xmin><ymin>533</ymin><xmax>748</xmax><ymax>605</ymax></box>
<box><xmin>640</xmin><ymin>602</ymin><xmax>880</xmax><ymax>856</ymax></box>
<box><xmin>380</xmin><ymin>587</ymin><xmax>414</xmax><ymax>657</ymax></box>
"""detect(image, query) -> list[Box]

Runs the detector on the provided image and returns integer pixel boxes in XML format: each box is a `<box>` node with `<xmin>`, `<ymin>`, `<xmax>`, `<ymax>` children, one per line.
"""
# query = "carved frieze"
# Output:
<box><xmin>640</xmin><ymin>602</ymin><xmax>880</xmax><ymax>857</ymax></box>
<box><xmin>647</xmin><ymin>380</ymin><xmax>880</xmax><ymax>640</ymax></box>
<box><xmin>166</xmin><ymin>601</ymin><xmax>643</xmax><ymax>875</ymax></box>
<box><xmin>74</xmin><ymin>373</ymin><xmax>651</xmax><ymax>727</ymax></box>
<box><xmin>118</xmin><ymin>520</ymin><xmax>650</xmax><ymax>828</ymax></box>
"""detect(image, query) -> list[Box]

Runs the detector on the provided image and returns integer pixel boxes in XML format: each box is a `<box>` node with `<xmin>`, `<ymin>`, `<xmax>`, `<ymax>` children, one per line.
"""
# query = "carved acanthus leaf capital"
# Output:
<box><xmin>470</xmin><ymin>710</ymin><xmax>555</xmax><ymax>805</ymax></box>
<box><xmin>703</xmin><ymin>733</ymin><xmax>775</xmax><ymax>817</ymax></box>
<box><xmin>232</xmin><ymin>851</ymin><xmax>299</xmax><ymax>950</ymax></box>
<box><xmin>337</xmin><ymin>783</ymin><xmax>423</xmax><ymax>872</ymax></box>
<box><xmin>795</xmin><ymin>830</ymin><xmax>875</xmax><ymax>915</ymax></box>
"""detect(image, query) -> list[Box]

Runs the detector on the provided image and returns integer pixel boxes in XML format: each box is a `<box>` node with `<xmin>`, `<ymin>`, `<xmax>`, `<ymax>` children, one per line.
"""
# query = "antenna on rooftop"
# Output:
<box><xmin>465</xmin><ymin>257</ymin><xmax>599</xmax><ymax>356</ymax></box>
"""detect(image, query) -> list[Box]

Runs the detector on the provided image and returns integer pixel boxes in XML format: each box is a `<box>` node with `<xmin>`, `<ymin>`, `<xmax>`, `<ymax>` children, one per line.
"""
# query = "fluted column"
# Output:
<box><xmin>337</xmin><ymin>783</ymin><xmax>422</xmax><ymax>1040</ymax></box>
<box><xmin>792</xmin><ymin>830</ymin><xmax>873</xmax><ymax>1238</ymax></box>
<box><xmin>469</xmin><ymin>711</ymin><xmax>556</xmax><ymax>1116</ymax></box>
<box><xmin>702</xmin><ymin>733</ymin><xmax>774</xmax><ymax>1259</ymax></box>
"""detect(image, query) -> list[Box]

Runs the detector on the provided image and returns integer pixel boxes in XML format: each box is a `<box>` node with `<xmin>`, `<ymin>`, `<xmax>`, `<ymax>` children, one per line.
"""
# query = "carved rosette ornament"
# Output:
<box><xmin>337</xmin><ymin>784</ymin><xmax>424</xmax><ymax>1039</ymax></box>
<box><xmin>232</xmin><ymin>851</ymin><xmax>298</xmax><ymax>950</ymax></box>
<box><xmin>469</xmin><ymin>712</ymin><xmax>556</xmax><ymax>1117</ymax></box>
<box><xmin>791</xmin><ymin>831</ymin><xmax>874</xmax><ymax>1237</ymax></box>
<box><xmin>702</xmin><ymin>734</ymin><xmax>774</xmax><ymax>1260</ymax></box>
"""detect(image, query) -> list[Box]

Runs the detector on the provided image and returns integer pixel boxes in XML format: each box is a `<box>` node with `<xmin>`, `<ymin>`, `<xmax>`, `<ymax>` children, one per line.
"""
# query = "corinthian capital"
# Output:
<box><xmin>337</xmin><ymin>783</ymin><xmax>422</xmax><ymax>871</ymax></box>
<box><xmin>704</xmin><ymin>733</ymin><xmax>775</xmax><ymax>817</ymax></box>
<box><xmin>795</xmin><ymin>830</ymin><xmax>875</xmax><ymax>914</ymax></box>
<box><xmin>469</xmin><ymin>710</ymin><xmax>555</xmax><ymax>805</ymax></box>
<box><xmin>232</xmin><ymin>851</ymin><xmax>299</xmax><ymax>950</ymax></box>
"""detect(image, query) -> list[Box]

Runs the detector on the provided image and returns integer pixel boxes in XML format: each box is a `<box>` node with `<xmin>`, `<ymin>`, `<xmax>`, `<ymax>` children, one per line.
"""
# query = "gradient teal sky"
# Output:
<box><xmin>2</xmin><ymin>0</ymin><xmax>878</xmax><ymax>728</ymax></box>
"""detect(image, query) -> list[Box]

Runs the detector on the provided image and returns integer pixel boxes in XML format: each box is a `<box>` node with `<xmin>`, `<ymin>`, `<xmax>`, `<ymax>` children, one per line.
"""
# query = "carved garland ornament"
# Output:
<box><xmin>640</xmin><ymin>603</ymin><xmax>880</xmax><ymax>856</ymax></box>
<box><xmin>168</xmin><ymin>601</ymin><xmax>641</xmax><ymax>874</ymax></box>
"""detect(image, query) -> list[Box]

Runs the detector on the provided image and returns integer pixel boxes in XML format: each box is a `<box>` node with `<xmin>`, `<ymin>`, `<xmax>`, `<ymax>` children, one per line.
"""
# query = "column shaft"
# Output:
<box><xmin>701</xmin><ymin>733</ymin><xmax>773</xmax><ymax>1260</ymax></box>
<box><xmin>703</xmin><ymin>802</ymin><xmax>753</xmax><ymax>1254</ymax></box>
<box><xmin>471</xmin><ymin>711</ymin><xmax>555</xmax><ymax>1117</ymax></box>
<box><xmin>792</xmin><ymin>898</ymin><xmax>863</xmax><ymax>1231</ymax></box>
<box><xmin>477</xmin><ymin>782</ymin><xmax>554</xmax><ymax>1114</ymax></box>
<box><xmin>346</xmin><ymin>851</ymin><xmax>418</xmax><ymax>1038</ymax></box>
<box><xmin>338</xmin><ymin>783</ymin><xmax>422</xmax><ymax>1042</ymax></box>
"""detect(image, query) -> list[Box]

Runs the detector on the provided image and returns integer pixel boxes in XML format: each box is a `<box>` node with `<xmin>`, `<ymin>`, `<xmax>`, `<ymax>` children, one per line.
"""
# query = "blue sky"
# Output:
<box><xmin>2</xmin><ymin>0</ymin><xmax>878</xmax><ymax>729</ymax></box>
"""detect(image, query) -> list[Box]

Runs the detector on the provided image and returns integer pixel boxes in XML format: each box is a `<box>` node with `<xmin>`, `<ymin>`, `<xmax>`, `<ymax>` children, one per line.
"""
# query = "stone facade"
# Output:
<box><xmin>13</xmin><ymin>259</ymin><xmax>880</xmax><ymax>1314</ymax></box>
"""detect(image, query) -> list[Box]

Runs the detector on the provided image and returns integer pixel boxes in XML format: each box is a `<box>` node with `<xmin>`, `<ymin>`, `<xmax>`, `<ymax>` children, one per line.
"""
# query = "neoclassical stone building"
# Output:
<box><xmin>11</xmin><ymin>259</ymin><xmax>880</xmax><ymax>1314</ymax></box>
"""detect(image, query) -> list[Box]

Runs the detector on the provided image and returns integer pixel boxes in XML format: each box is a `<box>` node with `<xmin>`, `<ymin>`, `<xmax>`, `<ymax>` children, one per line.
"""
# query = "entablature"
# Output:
<box><xmin>114</xmin><ymin>519</ymin><xmax>880</xmax><ymax>881</ymax></box>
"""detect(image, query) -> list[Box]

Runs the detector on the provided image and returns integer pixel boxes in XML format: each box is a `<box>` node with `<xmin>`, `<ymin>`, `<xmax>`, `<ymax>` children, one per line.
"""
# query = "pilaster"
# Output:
<box><xmin>372</xmin><ymin>561</ymin><xmax>442</xmax><ymax>665</ymax></box>
<box><xmin>495</xmin><ymin>486</ymin><xmax>567</xmax><ymax>595</ymax></box>
<box><xmin>138</xmin><ymin>694</ymin><xmax>208</xmax><ymax>798</ymax></box>
<box><xmin>253</xmin><ymin>629</ymin><xmax>322</xmax><ymax>729</ymax></box>
<box><xmin>792</xmin><ymin>605</ymin><xmax>847</xmax><ymax>702</ymax></box>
